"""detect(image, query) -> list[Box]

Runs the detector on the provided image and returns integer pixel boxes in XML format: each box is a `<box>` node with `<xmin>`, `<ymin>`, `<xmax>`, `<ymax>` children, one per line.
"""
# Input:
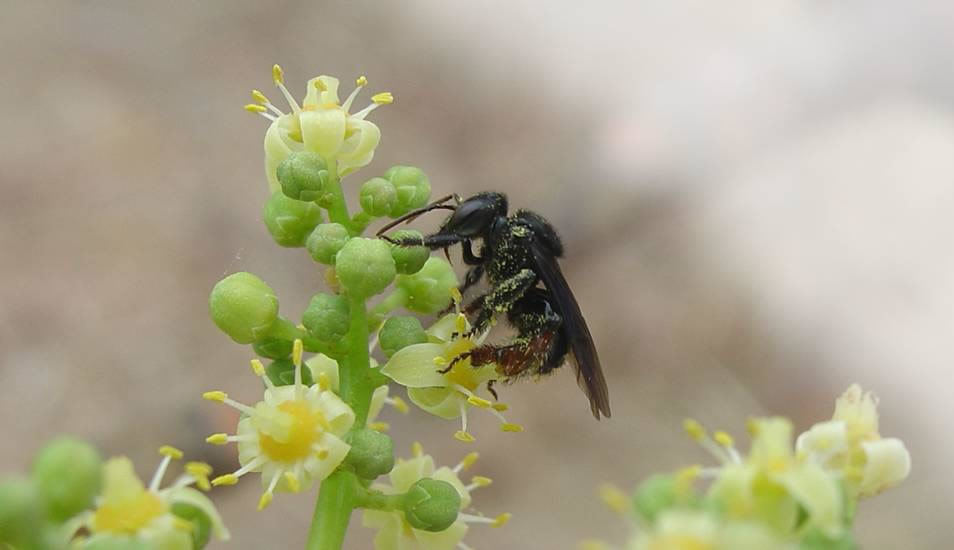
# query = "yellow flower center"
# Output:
<box><xmin>258</xmin><ymin>400</ymin><xmax>328</xmax><ymax>462</ymax></box>
<box><xmin>442</xmin><ymin>338</ymin><xmax>480</xmax><ymax>391</ymax></box>
<box><xmin>92</xmin><ymin>491</ymin><xmax>164</xmax><ymax>534</ymax></box>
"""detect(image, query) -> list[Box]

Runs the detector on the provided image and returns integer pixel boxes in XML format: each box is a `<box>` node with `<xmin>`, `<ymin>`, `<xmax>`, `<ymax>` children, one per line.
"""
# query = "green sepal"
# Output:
<box><xmin>252</xmin><ymin>338</ymin><xmax>293</xmax><ymax>360</ymax></box>
<box><xmin>266</xmin><ymin>358</ymin><xmax>315</xmax><ymax>387</ymax></box>
<box><xmin>401</xmin><ymin>478</ymin><xmax>460</xmax><ymax>532</ymax></box>
<box><xmin>263</xmin><ymin>191</ymin><xmax>323</xmax><ymax>247</ymax></box>
<box><xmin>277</xmin><ymin>151</ymin><xmax>330</xmax><ymax>202</ymax></box>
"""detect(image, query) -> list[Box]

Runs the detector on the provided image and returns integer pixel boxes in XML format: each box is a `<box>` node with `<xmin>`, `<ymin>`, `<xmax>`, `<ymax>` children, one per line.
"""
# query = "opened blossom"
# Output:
<box><xmin>381</xmin><ymin>309</ymin><xmax>522</xmax><ymax>442</ymax></box>
<box><xmin>246</xmin><ymin>65</ymin><xmax>391</xmax><ymax>188</ymax></box>
<box><xmin>204</xmin><ymin>341</ymin><xmax>355</xmax><ymax>510</ymax></box>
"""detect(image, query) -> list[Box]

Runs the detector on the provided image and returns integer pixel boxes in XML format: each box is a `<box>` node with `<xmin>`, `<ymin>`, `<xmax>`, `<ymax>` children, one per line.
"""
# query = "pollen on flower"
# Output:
<box><xmin>203</xmin><ymin>347</ymin><xmax>355</xmax><ymax>509</ymax></box>
<box><xmin>599</xmin><ymin>483</ymin><xmax>632</xmax><ymax>516</ymax></box>
<box><xmin>454</xmin><ymin>430</ymin><xmax>476</xmax><ymax>443</ymax></box>
<box><xmin>371</xmin><ymin>92</ymin><xmax>394</xmax><ymax>105</ymax></box>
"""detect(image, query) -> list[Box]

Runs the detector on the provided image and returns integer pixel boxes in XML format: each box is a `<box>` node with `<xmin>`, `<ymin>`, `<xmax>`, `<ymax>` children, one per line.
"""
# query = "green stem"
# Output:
<box><xmin>355</xmin><ymin>487</ymin><xmax>404</xmax><ymax>511</ymax></box>
<box><xmin>323</xmin><ymin>162</ymin><xmax>355</xmax><ymax>233</ymax></box>
<box><xmin>306</xmin><ymin>470</ymin><xmax>358</xmax><ymax>550</ymax></box>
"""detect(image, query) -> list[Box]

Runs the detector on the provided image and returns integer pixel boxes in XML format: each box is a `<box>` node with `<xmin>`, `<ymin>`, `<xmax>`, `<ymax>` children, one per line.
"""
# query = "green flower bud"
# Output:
<box><xmin>385</xmin><ymin>165</ymin><xmax>431</xmax><ymax>217</ymax></box>
<box><xmin>378</xmin><ymin>316</ymin><xmax>428</xmax><ymax>358</ymax></box>
<box><xmin>302</xmin><ymin>293</ymin><xmax>351</xmax><ymax>342</ymax></box>
<box><xmin>306</xmin><ymin>223</ymin><xmax>351</xmax><ymax>265</ymax></box>
<box><xmin>171</xmin><ymin>502</ymin><xmax>213</xmax><ymax>549</ymax></box>
<box><xmin>252</xmin><ymin>337</ymin><xmax>293</xmax><ymax>360</ymax></box>
<box><xmin>31</xmin><ymin>437</ymin><xmax>102</xmax><ymax>522</ymax></box>
<box><xmin>632</xmin><ymin>474</ymin><xmax>677</xmax><ymax>523</ymax></box>
<box><xmin>394</xmin><ymin>257</ymin><xmax>458</xmax><ymax>314</ymax></box>
<box><xmin>388</xmin><ymin>230</ymin><xmax>429</xmax><ymax>275</ymax></box>
<box><xmin>345</xmin><ymin>429</ymin><xmax>395</xmax><ymax>479</ymax></box>
<box><xmin>335</xmin><ymin>238</ymin><xmax>396</xmax><ymax>297</ymax></box>
<box><xmin>265</xmin><ymin>358</ymin><xmax>315</xmax><ymax>387</ymax></box>
<box><xmin>262</xmin><ymin>191</ymin><xmax>323</xmax><ymax>247</ymax></box>
<box><xmin>0</xmin><ymin>477</ymin><xmax>45</xmax><ymax>545</ymax></box>
<box><xmin>209</xmin><ymin>272</ymin><xmax>279</xmax><ymax>344</ymax></box>
<box><xmin>276</xmin><ymin>151</ymin><xmax>330</xmax><ymax>202</ymax></box>
<box><xmin>402</xmin><ymin>478</ymin><xmax>461</xmax><ymax>532</ymax></box>
<box><xmin>359</xmin><ymin>177</ymin><xmax>397</xmax><ymax>217</ymax></box>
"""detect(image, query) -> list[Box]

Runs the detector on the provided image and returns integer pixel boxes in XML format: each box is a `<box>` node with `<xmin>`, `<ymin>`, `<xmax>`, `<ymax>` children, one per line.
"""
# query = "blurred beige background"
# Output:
<box><xmin>1</xmin><ymin>1</ymin><xmax>950</xmax><ymax>548</ymax></box>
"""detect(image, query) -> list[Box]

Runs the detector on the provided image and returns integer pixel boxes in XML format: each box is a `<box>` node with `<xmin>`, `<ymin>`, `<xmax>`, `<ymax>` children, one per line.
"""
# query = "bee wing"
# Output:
<box><xmin>530</xmin><ymin>242</ymin><xmax>611</xmax><ymax>419</ymax></box>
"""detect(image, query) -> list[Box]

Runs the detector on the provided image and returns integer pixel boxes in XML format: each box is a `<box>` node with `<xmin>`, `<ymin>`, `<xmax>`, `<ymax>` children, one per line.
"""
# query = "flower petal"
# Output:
<box><xmin>773</xmin><ymin>462</ymin><xmax>843</xmax><ymax>537</ymax></box>
<box><xmin>316</xmin><ymin>390</ymin><xmax>356</xmax><ymax>435</ymax></box>
<box><xmin>264</xmin><ymin>116</ymin><xmax>303</xmax><ymax>192</ymax></box>
<box><xmin>381</xmin><ymin>343</ymin><xmax>450</xmax><ymax>388</ymax></box>
<box><xmin>167</xmin><ymin>487</ymin><xmax>231</xmax><ymax>541</ymax></box>
<box><xmin>300</xmin><ymin>109</ymin><xmax>346</xmax><ymax>158</ymax></box>
<box><xmin>407</xmin><ymin>387</ymin><xmax>464</xmax><ymax>420</ymax></box>
<box><xmin>426</xmin><ymin>314</ymin><xmax>461</xmax><ymax>343</ymax></box>
<box><xmin>389</xmin><ymin>454</ymin><xmax>435</xmax><ymax>493</ymax></box>
<box><xmin>859</xmin><ymin>437</ymin><xmax>911</xmax><ymax>497</ymax></box>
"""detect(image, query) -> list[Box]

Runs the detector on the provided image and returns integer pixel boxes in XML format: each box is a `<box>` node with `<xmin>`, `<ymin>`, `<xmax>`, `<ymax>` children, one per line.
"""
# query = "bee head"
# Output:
<box><xmin>440</xmin><ymin>192</ymin><xmax>508</xmax><ymax>238</ymax></box>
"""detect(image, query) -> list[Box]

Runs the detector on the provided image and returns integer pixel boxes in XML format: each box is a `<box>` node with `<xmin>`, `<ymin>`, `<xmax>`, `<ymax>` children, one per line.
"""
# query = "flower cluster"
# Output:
<box><xmin>586</xmin><ymin>385</ymin><xmax>910</xmax><ymax>550</ymax></box>
<box><xmin>0</xmin><ymin>438</ymin><xmax>227</xmax><ymax>550</ymax></box>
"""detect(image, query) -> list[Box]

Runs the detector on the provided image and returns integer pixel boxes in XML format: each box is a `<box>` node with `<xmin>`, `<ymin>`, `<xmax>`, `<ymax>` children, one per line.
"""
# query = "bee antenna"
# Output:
<box><xmin>375</xmin><ymin>194</ymin><xmax>458</xmax><ymax>236</ymax></box>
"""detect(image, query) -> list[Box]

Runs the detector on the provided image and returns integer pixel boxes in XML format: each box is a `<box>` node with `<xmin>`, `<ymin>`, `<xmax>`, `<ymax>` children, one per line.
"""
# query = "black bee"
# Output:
<box><xmin>378</xmin><ymin>192</ymin><xmax>610</xmax><ymax>419</ymax></box>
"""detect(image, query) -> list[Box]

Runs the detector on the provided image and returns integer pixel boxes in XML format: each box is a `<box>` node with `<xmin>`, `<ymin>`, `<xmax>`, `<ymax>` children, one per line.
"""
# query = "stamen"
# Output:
<box><xmin>369</xmin><ymin>421</ymin><xmax>390</xmax><ymax>432</ymax></box>
<box><xmin>371</xmin><ymin>92</ymin><xmax>394</xmax><ymax>105</ymax></box>
<box><xmin>468</xmin><ymin>476</ymin><xmax>492</xmax><ymax>490</ymax></box>
<box><xmin>467</xmin><ymin>395</ymin><xmax>492</xmax><ymax>409</ymax></box>
<box><xmin>211</xmin><ymin>474</ymin><xmax>239</xmax><ymax>487</ymax></box>
<box><xmin>341</xmin><ymin>78</ymin><xmax>366</xmax><ymax>112</ymax></box>
<box><xmin>206</xmin><ymin>433</ymin><xmax>229</xmax><ymax>445</ymax></box>
<box><xmin>385</xmin><ymin>396</ymin><xmax>410</xmax><ymax>414</ymax></box>
<box><xmin>598</xmin><ymin>483</ymin><xmax>631</xmax><ymax>516</ymax></box>
<box><xmin>454</xmin><ymin>452</ymin><xmax>479</xmax><ymax>473</ymax></box>
<box><xmin>251</xmin><ymin>359</ymin><xmax>275</xmax><ymax>389</ymax></box>
<box><xmin>293</xmin><ymin>339</ymin><xmax>304</xmax><ymax>397</ymax></box>
<box><xmin>149</xmin><ymin>446</ymin><xmax>182</xmax><ymax>492</ymax></box>
<box><xmin>714</xmin><ymin>430</ymin><xmax>742</xmax><ymax>464</ymax></box>
<box><xmin>492</xmin><ymin>403</ymin><xmax>509</xmax><ymax>412</ymax></box>
<box><xmin>283</xmin><ymin>471</ymin><xmax>301</xmax><ymax>493</ymax></box>
<box><xmin>675</xmin><ymin>465</ymin><xmax>701</xmax><ymax>496</ymax></box>
<box><xmin>458</xmin><ymin>512</ymin><xmax>511</xmax><ymax>527</ymax></box>
<box><xmin>186</xmin><ymin>462</ymin><xmax>213</xmax><ymax>491</ymax></box>
<box><xmin>683</xmin><ymin>418</ymin><xmax>730</xmax><ymax>463</ymax></box>
<box><xmin>454</xmin><ymin>401</ymin><xmax>475</xmax><ymax>442</ymax></box>
<box><xmin>233</xmin><ymin>455</ymin><xmax>268</xmax><ymax>478</ymax></box>
<box><xmin>272</xmin><ymin>64</ymin><xmax>301</xmax><ymax>114</ymax></box>
<box><xmin>500</xmin><ymin>423</ymin><xmax>524</xmax><ymax>433</ymax></box>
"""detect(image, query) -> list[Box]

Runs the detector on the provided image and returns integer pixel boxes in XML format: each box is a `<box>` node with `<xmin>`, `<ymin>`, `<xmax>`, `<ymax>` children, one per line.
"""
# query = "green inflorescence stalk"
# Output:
<box><xmin>306</xmin><ymin>177</ymin><xmax>375</xmax><ymax>550</ymax></box>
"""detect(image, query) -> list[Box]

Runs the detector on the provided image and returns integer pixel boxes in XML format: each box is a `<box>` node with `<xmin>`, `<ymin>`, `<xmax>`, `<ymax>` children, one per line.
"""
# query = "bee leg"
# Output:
<box><xmin>438</xmin><ymin>351</ymin><xmax>472</xmax><ymax>374</ymax></box>
<box><xmin>466</xmin><ymin>269</ymin><xmax>537</xmax><ymax>337</ymax></box>
<box><xmin>487</xmin><ymin>380</ymin><xmax>498</xmax><ymax>400</ymax></box>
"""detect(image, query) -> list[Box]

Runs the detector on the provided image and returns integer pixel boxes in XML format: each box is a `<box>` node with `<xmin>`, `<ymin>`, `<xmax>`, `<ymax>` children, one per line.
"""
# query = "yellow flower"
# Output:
<box><xmin>248</xmin><ymin>65</ymin><xmax>390</xmax><ymax>188</ymax></box>
<box><xmin>204</xmin><ymin>342</ymin><xmax>355</xmax><ymax>510</ymax></box>
<box><xmin>79</xmin><ymin>448</ymin><xmax>228</xmax><ymax>549</ymax></box>
<box><xmin>380</xmin><ymin>310</ymin><xmax>522</xmax><ymax>442</ymax></box>
<box><xmin>796</xmin><ymin>384</ymin><xmax>911</xmax><ymax>498</ymax></box>
<box><xmin>362</xmin><ymin>444</ymin><xmax>507</xmax><ymax>550</ymax></box>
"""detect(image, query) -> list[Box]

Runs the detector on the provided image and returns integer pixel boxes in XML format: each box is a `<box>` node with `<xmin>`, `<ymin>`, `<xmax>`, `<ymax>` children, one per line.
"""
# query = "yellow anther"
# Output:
<box><xmin>205</xmin><ymin>433</ymin><xmax>229</xmax><ymax>445</ymax></box>
<box><xmin>390</xmin><ymin>396</ymin><xmax>410</xmax><ymax>414</ymax></box>
<box><xmin>450</xmin><ymin>287</ymin><xmax>463</xmax><ymax>304</ymax></box>
<box><xmin>411</xmin><ymin>441</ymin><xmax>424</xmax><ymax>457</ymax></box>
<box><xmin>471</xmin><ymin>476</ymin><xmax>492</xmax><ymax>488</ymax></box>
<box><xmin>467</xmin><ymin>396</ymin><xmax>492</xmax><ymax>409</ymax></box>
<box><xmin>172</xmin><ymin>516</ymin><xmax>194</xmax><ymax>531</ymax></box>
<box><xmin>501</xmin><ymin>423</ymin><xmax>524</xmax><ymax>433</ymax></box>
<box><xmin>459</xmin><ymin>452</ymin><xmax>479</xmax><ymax>470</ymax></box>
<box><xmin>292</xmin><ymin>339</ymin><xmax>303</xmax><ymax>367</ymax></box>
<box><xmin>491</xmin><ymin>403</ymin><xmax>509</xmax><ymax>412</ymax></box>
<box><xmin>186</xmin><ymin>462</ymin><xmax>212</xmax><ymax>491</ymax></box>
<box><xmin>356</xmin><ymin>76</ymin><xmax>368</xmax><ymax>87</ymax></box>
<box><xmin>714</xmin><ymin>431</ymin><xmax>735</xmax><ymax>448</ymax></box>
<box><xmin>244</xmin><ymin>103</ymin><xmax>267</xmax><ymax>113</ymax></box>
<box><xmin>159</xmin><ymin>446</ymin><xmax>184</xmax><ymax>460</ymax></box>
<box><xmin>675</xmin><ymin>465</ymin><xmax>701</xmax><ymax>496</ymax></box>
<box><xmin>202</xmin><ymin>391</ymin><xmax>227</xmax><ymax>402</ymax></box>
<box><xmin>433</xmin><ymin>356</ymin><xmax>448</xmax><ymax>366</ymax></box>
<box><xmin>317</xmin><ymin>449</ymin><xmax>330</xmax><ymax>459</ymax></box>
<box><xmin>369</xmin><ymin>421</ymin><xmax>390</xmax><ymax>432</ymax></box>
<box><xmin>317</xmin><ymin>372</ymin><xmax>332</xmax><ymax>391</ymax></box>
<box><xmin>250</xmin><ymin>359</ymin><xmax>266</xmax><ymax>377</ymax></box>
<box><xmin>272</xmin><ymin>64</ymin><xmax>284</xmax><ymax>85</ymax></box>
<box><xmin>491</xmin><ymin>512</ymin><xmax>512</xmax><ymax>528</ymax></box>
<box><xmin>746</xmin><ymin>418</ymin><xmax>760</xmax><ymax>436</ymax></box>
<box><xmin>284</xmin><ymin>472</ymin><xmax>301</xmax><ymax>493</ymax></box>
<box><xmin>454</xmin><ymin>313</ymin><xmax>468</xmax><ymax>336</ymax></box>
<box><xmin>258</xmin><ymin>492</ymin><xmax>273</xmax><ymax>511</ymax></box>
<box><xmin>251</xmin><ymin>90</ymin><xmax>269</xmax><ymax>104</ymax></box>
<box><xmin>211</xmin><ymin>474</ymin><xmax>239</xmax><ymax>487</ymax></box>
<box><xmin>454</xmin><ymin>431</ymin><xmax>476</xmax><ymax>443</ymax></box>
<box><xmin>598</xmin><ymin>483</ymin><xmax>631</xmax><ymax>515</ymax></box>
<box><xmin>372</xmin><ymin>92</ymin><xmax>394</xmax><ymax>105</ymax></box>
<box><xmin>683</xmin><ymin>418</ymin><xmax>706</xmax><ymax>441</ymax></box>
